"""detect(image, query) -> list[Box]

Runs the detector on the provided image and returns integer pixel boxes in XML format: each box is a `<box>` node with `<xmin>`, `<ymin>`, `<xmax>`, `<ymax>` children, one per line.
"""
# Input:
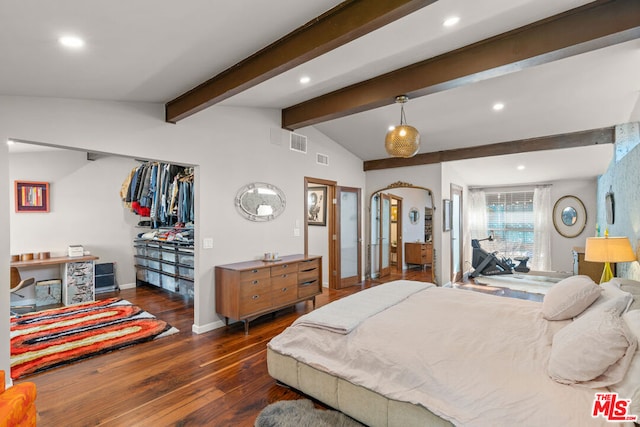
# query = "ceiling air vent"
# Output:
<box><xmin>289</xmin><ymin>132</ymin><xmax>307</xmax><ymax>153</ymax></box>
<box><xmin>316</xmin><ymin>153</ymin><xmax>329</xmax><ymax>166</ymax></box>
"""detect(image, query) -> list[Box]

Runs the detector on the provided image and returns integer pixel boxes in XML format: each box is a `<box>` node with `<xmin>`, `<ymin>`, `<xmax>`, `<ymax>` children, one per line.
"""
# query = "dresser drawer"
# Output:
<box><xmin>272</xmin><ymin>285</ymin><xmax>298</xmax><ymax>306</ymax></box>
<box><xmin>298</xmin><ymin>267</ymin><xmax>319</xmax><ymax>283</ymax></box>
<box><xmin>298</xmin><ymin>258</ymin><xmax>320</xmax><ymax>271</ymax></box>
<box><xmin>298</xmin><ymin>279</ymin><xmax>320</xmax><ymax>298</ymax></box>
<box><xmin>240</xmin><ymin>267</ymin><xmax>270</xmax><ymax>281</ymax></box>
<box><xmin>240</xmin><ymin>278</ymin><xmax>271</xmax><ymax>298</ymax></box>
<box><xmin>271</xmin><ymin>272</ymin><xmax>298</xmax><ymax>289</ymax></box>
<box><xmin>271</xmin><ymin>263</ymin><xmax>297</xmax><ymax>276</ymax></box>
<box><xmin>239</xmin><ymin>292</ymin><xmax>272</xmax><ymax>315</ymax></box>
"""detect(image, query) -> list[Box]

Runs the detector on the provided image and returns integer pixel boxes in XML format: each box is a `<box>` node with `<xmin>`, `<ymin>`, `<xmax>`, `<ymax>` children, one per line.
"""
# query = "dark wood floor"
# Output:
<box><xmin>16</xmin><ymin>268</ymin><xmax>432</xmax><ymax>427</ymax></box>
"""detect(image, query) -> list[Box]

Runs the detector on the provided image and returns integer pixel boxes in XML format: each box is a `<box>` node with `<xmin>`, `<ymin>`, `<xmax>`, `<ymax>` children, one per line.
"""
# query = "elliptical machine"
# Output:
<box><xmin>469</xmin><ymin>234</ymin><xmax>529</xmax><ymax>278</ymax></box>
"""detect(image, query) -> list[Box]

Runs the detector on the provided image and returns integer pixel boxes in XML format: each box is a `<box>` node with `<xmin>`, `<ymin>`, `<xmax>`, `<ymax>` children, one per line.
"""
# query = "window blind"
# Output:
<box><xmin>484</xmin><ymin>190</ymin><xmax>534</xmax><ymax>260</ymax></box>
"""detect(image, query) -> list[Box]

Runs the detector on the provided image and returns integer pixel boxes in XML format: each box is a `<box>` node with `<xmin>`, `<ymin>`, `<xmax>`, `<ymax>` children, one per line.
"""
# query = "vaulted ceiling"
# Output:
<box><xmin>3</xmin><ymin>0</ymin><xmax>639</xmax><ymax>185</ymax></box>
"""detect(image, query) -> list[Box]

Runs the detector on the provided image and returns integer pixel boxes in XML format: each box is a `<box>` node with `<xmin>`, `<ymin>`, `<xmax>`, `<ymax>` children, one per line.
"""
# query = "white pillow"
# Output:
<box><xmin>548</xmin><ymin>306</ymin><xmax>637</xmax><ymax>387</ymax></box>
<box><xmin>542</xmin><ymin>275</ymin><xmax>601</xmax><ymax>320</ymax></box>
<box><xmin>609</xmin><ymin>310</ymin><xmax>640</xmax><ymax>415</ymax></box>
<box><xmin>578</xmin><ymin>281</ymin><xmax>634</xmax><ymax>317</ymax></box>
<box><xmin>609</xmin><ymin>278</ymin><xmax>640</xmax><ymax>312</ymax></box>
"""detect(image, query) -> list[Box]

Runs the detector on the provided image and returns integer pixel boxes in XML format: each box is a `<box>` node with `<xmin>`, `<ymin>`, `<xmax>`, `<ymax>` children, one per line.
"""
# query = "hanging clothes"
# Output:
<box><xmin>121</xmin><ymin>161</ymin><xmax>194</xmax><ymax>230</ymax></box>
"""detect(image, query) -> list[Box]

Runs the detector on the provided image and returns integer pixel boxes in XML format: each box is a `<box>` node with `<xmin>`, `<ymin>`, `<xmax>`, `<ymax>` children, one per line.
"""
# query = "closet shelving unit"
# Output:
<box><xmin>134</xmin><ymin>232</ymin><xmax>194</xmax><ymax>299</ymax></box>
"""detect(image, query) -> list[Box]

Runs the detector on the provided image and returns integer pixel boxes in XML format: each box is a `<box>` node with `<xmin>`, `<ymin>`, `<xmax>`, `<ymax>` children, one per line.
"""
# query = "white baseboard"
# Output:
<box><xmin>192</xmin><ymin>319</ymin><xmax>225</xmax><ymax>334</ymax></box>
<box><xmin>119</xmin><ymin>282</ymin><xmax>136</xmax><ymax>290</ymax></box>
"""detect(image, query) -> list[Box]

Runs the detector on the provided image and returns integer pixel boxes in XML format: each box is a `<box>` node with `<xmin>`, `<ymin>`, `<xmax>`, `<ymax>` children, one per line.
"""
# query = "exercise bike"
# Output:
<box><xmin>469</xmin><ymin>235</ymin><xmax>530</xmax><ymax>278</ymax></box>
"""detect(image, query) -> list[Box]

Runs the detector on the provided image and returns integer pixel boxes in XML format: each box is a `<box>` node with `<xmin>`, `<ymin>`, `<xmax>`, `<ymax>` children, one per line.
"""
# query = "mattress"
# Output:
<box><xmin>268</xmin><ymin>282</ymin><xmax>637</xmax><ymax>427</ymax></box>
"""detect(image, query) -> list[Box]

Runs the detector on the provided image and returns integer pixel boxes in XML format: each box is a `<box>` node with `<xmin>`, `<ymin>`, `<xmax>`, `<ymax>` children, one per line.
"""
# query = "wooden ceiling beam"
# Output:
<box><xmin>363</xmin><ymin>127</ymin><xmax>615</xmax><ymax>171</ymax></box>
<box><xmin>165</xmin><ymin>0</ymin><xmax>438</xmax><ymax>123</ymax></box>
<box><xmin>283</xmin><ymin>0</ymin><xmax>640</xmax><ymax>130</ymax></box>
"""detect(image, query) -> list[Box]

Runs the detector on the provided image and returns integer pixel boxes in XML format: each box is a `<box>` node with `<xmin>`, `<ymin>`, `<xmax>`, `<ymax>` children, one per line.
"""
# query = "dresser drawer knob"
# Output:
<box><xmin>282</xmin><ymin>264</ymin><xmax>288</xmax><ymax>268</ymax></box>
<box><xmin>252</xmin><ymin>280</ymin><xmax>259</xmax><ymax>285</ymax></box>
<box><xmin>252</xmin><ymin>295</ymin><xmax>260</xmax><ymax>300</ymax></box>
<box><xmin>251</xmin><ymin>269</ymin><xmax>259</xmax><ymax>273</ymax></box>
<box><xmin>281</xmin><ymin>287</ymin><xmax>288</xmax><ymax>292</ymax></box>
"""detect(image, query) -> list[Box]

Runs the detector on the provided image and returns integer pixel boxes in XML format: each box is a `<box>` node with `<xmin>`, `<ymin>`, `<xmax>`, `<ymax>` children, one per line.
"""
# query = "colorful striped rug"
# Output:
<box><xmin>10</xmin><ymin>298</ymin><xmax>178</xmax><ymax>379</ymax></box>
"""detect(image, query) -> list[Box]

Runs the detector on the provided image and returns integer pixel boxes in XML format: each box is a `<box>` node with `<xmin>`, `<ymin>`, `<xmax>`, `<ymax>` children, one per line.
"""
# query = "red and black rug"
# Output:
<box><xmin>10</xmin><ymin>298</ymin><xmax>178</xmax><ymax>379</ymax></box>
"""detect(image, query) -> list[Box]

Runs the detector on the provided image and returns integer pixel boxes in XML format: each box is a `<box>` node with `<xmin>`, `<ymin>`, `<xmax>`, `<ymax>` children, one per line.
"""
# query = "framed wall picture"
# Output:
<box><xmin>308</xmin><ymin>186</ymin><xmax>327</xmax><ymax>226</ymax></box>
<box><xmin>15</xmin><ymin>181</ymin><xmax>50</xmax><ymax>213</ymax></box>
<box><xmin>443</xmin><ymin>199</ymin><xmax>451</xmax><ymax>232</ymax></box>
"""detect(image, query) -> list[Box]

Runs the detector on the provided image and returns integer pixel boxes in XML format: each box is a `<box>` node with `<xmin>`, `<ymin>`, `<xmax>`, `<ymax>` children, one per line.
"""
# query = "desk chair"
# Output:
<box><xmin>10</xmin><ymin>267</ymin><xmax>36</xmax><ymax>316</ymax></box>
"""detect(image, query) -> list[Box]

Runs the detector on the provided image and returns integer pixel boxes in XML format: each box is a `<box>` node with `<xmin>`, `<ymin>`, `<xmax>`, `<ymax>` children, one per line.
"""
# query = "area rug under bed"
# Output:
<box><xmin>10</xmin><ymin>297</ymin><xmax>178</xmax><ymax>379</ymax></box>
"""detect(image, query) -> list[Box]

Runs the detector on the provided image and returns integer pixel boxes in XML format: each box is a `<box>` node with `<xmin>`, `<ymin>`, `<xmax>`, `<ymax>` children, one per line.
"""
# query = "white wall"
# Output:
<box><xmin>1</xmin><ymin>142</ymin><xmax>10</xmax><ymax>383</ymax></box>
<box><xmin>9</xmin><ymin>150</ymin><xmax>140</xmax><ymax>286</ymax></box>
<box><xmin>0</xmin><ymin>95</ymin><xmax>366</xmax><ymax>365</ymax></box>
<box><xmin>549</xmin><ymin>178</ymin><xmax>598</xmax><ymax>273</ymax></box>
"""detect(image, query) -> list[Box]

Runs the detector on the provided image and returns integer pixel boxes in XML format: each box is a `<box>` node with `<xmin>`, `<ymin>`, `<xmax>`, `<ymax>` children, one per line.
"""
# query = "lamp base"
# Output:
<box><xmin>599</xmin><ymin>262</ymin><xmax>614</xmax><ymax>284</ymax></box>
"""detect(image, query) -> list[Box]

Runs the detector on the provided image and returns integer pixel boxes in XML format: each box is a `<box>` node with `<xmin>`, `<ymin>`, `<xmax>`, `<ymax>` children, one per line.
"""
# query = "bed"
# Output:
<box><xmin>267</xmin><ymin>278</ymin><xmax>640</xmax><ymax>426</ymax></box>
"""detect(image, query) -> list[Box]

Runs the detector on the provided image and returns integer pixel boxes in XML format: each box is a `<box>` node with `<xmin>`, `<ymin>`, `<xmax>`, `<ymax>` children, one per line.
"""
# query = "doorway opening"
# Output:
<box><xmin>368</xmin><ymin>182</ymin><xmax>435</xmax><ymax>282</ymax></box>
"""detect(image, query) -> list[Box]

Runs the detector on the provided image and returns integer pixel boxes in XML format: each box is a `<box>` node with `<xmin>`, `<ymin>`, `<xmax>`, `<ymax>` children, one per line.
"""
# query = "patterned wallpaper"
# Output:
<box><xmin>596</xmin><ymin>122</ymin><xmax>640</xmax><ymax>280</ymax></box>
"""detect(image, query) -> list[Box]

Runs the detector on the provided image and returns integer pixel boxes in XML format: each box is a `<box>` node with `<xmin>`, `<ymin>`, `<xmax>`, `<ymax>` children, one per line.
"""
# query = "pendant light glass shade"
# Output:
<box><xmin>385</xmin><ymin>95</ymin><xmax>420</xmax><ymax>158</ymax></box>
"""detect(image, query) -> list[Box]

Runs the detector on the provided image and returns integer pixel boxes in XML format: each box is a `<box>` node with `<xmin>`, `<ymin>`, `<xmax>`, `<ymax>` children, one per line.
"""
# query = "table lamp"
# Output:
<box><xmin>584</xmin><ymin>236</ymin><xmax>636</xmax><ymax>283</ymax></box>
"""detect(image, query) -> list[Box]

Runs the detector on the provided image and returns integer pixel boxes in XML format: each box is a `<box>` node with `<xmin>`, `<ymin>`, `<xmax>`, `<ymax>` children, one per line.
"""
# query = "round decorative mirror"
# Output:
<box><xmin>561</xmin><ymin>206</ymin><xmax>577</xmax><ymax>226</ymax></box>
<box><xmin>552</xmin><ymin>195</ymin><xmax>586</xmax><ymax>238</ymax></box>
<box><xmin>408</xmin><ymin>207</ymin><xmax>420</xmax><ymax>224</ymax></box>
<box><xmin>235</xmin><ymin>182</ymin><xmax>286</xmax><ymax>221</ymax></box>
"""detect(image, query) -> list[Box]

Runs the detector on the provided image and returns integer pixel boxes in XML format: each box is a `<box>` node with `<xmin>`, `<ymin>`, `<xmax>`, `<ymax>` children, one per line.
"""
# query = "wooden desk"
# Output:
<box><xmin>12</xmin><ymin>255</ymin><xmax>99</xmax><ymax>306</ymax></box>
<box><xmin>11</xmin><ymin>255</ymin><xmax>98</xmax><ymax>268</ymax></box>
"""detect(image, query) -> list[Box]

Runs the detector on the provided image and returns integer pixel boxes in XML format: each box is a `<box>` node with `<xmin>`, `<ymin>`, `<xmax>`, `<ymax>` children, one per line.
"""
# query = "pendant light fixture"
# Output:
<box><xmin>385</xmin><ymin>95</ymin><xmax>420</xmax><ymax>158</ymax></box>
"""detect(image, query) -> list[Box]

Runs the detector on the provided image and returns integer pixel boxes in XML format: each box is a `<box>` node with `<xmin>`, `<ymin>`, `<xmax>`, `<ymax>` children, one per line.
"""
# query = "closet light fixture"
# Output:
<box><xmin>385</xmin><ymin>95</ymin><xmax>420</xmax><ymax>158</ymax></box>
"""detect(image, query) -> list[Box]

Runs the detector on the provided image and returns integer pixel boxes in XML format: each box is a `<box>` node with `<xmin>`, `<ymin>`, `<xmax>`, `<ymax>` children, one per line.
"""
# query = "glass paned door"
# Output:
<box><xmin>336</xmin><ymin>186</ymin><xmax>361</xmax><ymax>288</ymax></box>
<box><xmin>379</xmin><ymin>193</ymin><xmax>391</xmax><ymax>278</ymax></box>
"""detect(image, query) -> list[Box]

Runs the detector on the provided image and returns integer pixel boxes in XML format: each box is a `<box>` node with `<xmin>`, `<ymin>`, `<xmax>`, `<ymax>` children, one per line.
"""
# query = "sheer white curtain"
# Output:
<box><xmin>468</xmin><ymin>189</ymin><xmax>488</xmax><ymax>241</ymax></box>
<box><xmin>532</xmin><ymin>185</ymin><xmax>551</xmax><ymax>271</ymax></box>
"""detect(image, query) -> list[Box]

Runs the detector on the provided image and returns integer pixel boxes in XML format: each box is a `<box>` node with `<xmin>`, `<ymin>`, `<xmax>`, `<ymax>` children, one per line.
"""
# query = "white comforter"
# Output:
<box><xmin>268</xmin><ymin>285</ymin><xmax>624</xmax><ymax>427</ymax></box>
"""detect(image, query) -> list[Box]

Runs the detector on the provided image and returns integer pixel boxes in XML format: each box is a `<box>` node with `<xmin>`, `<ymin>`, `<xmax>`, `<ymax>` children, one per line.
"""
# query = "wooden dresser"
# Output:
<box><xmin>215</xmin><ymin>254</ymin><xmax>322</xmax><ymax>334</ymax></box>
<box><xmin>405</xmin><ymin>242</ymin><xmax>433</xmax><ymax>282</ymax></box>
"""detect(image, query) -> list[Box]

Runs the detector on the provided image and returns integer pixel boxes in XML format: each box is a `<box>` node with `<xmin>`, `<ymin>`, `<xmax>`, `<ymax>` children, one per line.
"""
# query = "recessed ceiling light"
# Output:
<box><xmin>299</xmin><ymin>76</ymin><xmax>311</xmax><ymax>84</ymax></box>
<box><xmin>517</xmin><ymin>165</ymin><xmax>525</xmax><ymax>171</ymax></box>
<box><xmin>443</xmin><ymin>16</ymin><xmax>460</xmax><ymax>27</ymax></box>
<box><xmin>493</xmin><ymin>102</ymin><xmax>505</xmax><ymax>111</ymax></box>
<box><xmin>59</xmin><ymin>35</ymin><xmax>85</xmax><ymax>49</ymax></box>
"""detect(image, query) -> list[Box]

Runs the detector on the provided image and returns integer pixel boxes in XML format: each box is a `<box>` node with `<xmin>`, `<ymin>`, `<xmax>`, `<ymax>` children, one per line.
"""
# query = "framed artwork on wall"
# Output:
<box><xmin>15</xmin><ymin>181</ymin><xmax>50</xmax><ymax>213</ymax></box>
<box><xmin>443</xmin><ymin>199</ymin><xmax>451</xmax><ymax>232</ymax></box>
<box><xmin>308</xmin><ymin>186</ymin><xmax>327</xmax><ymax>226</ymax></box>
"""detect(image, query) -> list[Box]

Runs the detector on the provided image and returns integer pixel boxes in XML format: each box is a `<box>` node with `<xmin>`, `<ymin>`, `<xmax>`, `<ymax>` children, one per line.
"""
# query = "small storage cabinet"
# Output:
<box><xmin>405</xmin><ymin>242</ymin><xmax>434</xmax><ymax>282</ymax></box>
<box><xmin>134</xmin><ymin>239</ymin><xmax>194</xmax><ymax>299</ymax></box>
<box><xmin>215</xmin><ymin>254</ymin><xmax>322</xmax><ymax>334</ymax></box>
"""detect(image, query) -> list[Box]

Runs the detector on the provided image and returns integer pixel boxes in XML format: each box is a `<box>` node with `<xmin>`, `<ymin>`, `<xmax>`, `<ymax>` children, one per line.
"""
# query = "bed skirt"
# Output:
<box><xmin>267</xmin><ymin>348</ymin><xmax>453</xmax><ymax>427</ymax></box>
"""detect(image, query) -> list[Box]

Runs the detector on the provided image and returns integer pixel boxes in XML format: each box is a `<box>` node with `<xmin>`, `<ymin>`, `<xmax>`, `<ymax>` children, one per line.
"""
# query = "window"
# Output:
<box><xmin>484</xmin><ymin>190</ymin><xmax>534</xmax><ymax>261</ymax></box>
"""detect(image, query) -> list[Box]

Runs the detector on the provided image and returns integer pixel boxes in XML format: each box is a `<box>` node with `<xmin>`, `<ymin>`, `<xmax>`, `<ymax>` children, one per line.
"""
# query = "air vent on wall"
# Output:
<box><xmin>316</xmin><ymin>153</ymin><xmax>329</xmax><ymax>166</ymax></box>
<box><xmin>289</xmin><ymin>132</ymin><xmax>307</xmax><ymax>153</ymax></box>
